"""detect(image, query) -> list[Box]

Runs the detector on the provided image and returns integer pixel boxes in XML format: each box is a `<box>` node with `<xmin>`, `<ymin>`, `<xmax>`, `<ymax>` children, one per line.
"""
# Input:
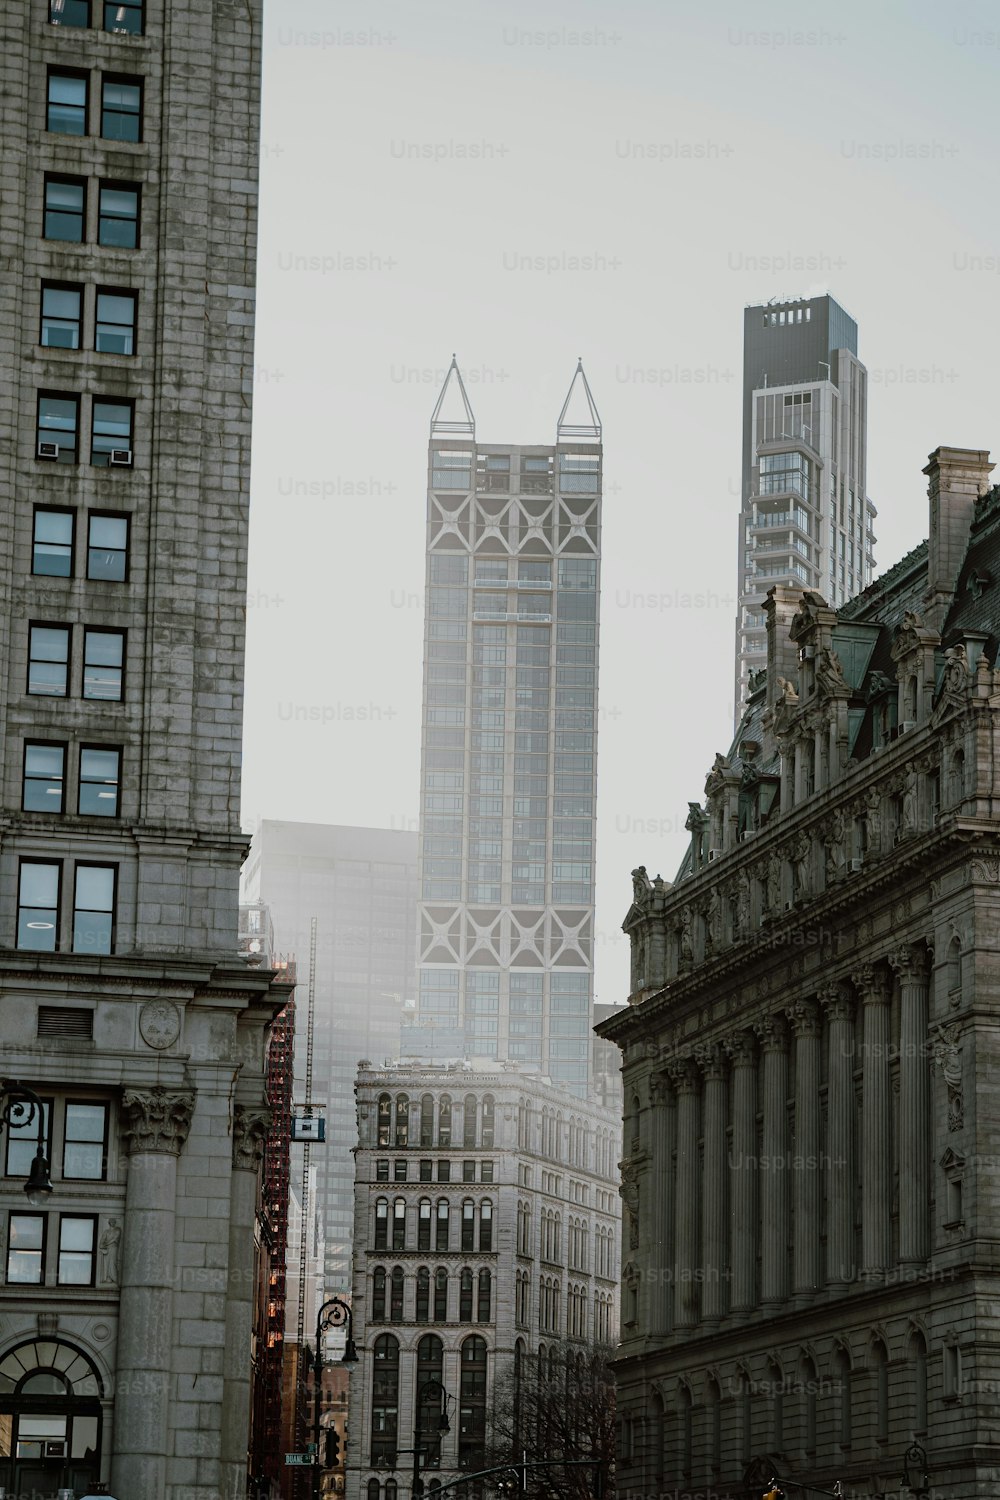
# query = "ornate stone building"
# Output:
<box><xmin>599</xmin><ymin>447</ymin><xmax>1000</xmax><ymax>1497</ymax></box>
<box><xmin>0</xmin><ymin>2</ymin><xmax>287</xmax><ymax>1498</ymax></box>
<box><xmin>345</xmin><ymin>1061</ymin><xmax>621</xmax><ymax>1500</ymax></box>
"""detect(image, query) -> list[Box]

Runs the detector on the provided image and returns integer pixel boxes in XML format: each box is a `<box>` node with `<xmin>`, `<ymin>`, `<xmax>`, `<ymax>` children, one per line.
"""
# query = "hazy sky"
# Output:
<box><xmin>243</xmin><ymin>0</ymin><xmax>1000</xmax><ymax>1003</ymax></box>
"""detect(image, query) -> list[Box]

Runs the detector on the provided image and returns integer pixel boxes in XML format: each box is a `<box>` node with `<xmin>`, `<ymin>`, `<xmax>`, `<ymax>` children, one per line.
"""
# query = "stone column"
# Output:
<box><xmin>757</xmin><ymin>1015</ymin><xmax>790</xmax><ymax>1307</ymax></box>
<box><xmin>112</xmin><ymin>1087</ymin><xmax>194</xmax><ymax>1500</ymax></box>
<box><xmin>698</xmin><ymin>1045</ymin><xmax>728</xmax><ymax>1327</ymax></box>
<box><xmin>788</xmin><ymin>999</ymin><xmax>822</xmax><ymax>1301</ymax></box>
<box><xmin>727</xmin><ymin>1030</ymin><xmax>757</xmax><ymax>1315</ymax></box>
<box><xmin>221</xmin><ymin>1106</ymin><xmax>271</xmax><ymax>1500</ymax></box>
<box><xmin>647</xmin><ymin>1073</ymin><xmax>674</xmax><ymax>1336</ymax></box>
<box><xmin>820</xmin><ymin>984</ymin><xmax>855</xmax><ymax>1288</ymax></box>
<box><xmin>669</xmin><ymin>1057</ymin><xmax>701</xmax><ymax>1329</ymax></box>
<box><xmin>855</xmin><ymin>963</ymin><xmax>893</xmax><ymax>1278</ymax></box>
<box><xmin>892</xmin><ymin>945</ymin><xmax>931</xmax><ymax>1264</ymax></box>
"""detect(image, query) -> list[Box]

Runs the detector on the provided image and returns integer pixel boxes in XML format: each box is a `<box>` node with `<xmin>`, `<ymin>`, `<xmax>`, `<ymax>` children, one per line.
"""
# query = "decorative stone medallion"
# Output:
<box><xmin>139</xmin><ymin>999</ymin><xmax>181</xmax><ymax>1050</ymax></box>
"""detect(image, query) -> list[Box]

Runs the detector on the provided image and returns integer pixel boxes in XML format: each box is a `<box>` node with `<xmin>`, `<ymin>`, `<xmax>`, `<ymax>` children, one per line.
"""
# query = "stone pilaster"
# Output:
<box><xmin>668</xmin><ymin>1057</ymin><xmax>701</xmax><ymax>1329</ymax></box>
<box><xmin>647</xmin><ymin>1073</ymin><xmax>675</xmax><ymax>1337</ymax></box>
<box><xmin>112</xmin><ymin>1088</ymin><xmax>194</xmax><ymax>1500</ymax></box>
<box><xmin>820</xmin><ymin>984</ymin><xmax>855</xmax><ymax>1288</ymax></box>
<box><xmin>855</xmin><ymin>963</ymin><xmax>893</xmax><ymax>1277</ymax></box>
<box><xmin>892</xmin><ymin>945</ymin><xmax>931</xmax><ymax>1264</ymax></box>
<box><xmin>757</xmin><ymin>1014</ymin><xmax>790</xmax><ymax>1306</ymax></box>
<box><xmin>788</xmin><ymin>999</ymin><xmax>822</xmax><ymax>1301</ymax></box>
<box><xmin>727</xmin><ymin>1029</ymin><xmax>757</xmax><ymax>1315</ymax></box>
<box><xmin>697</xmin><ymin>1045</ymin><xmax>728</xmax><ymax>1326</ymax></box>
<box><xmin>221</xmin><ymin>1107</ymin><xmax>270</xmax><ymax>1500</ymax></box>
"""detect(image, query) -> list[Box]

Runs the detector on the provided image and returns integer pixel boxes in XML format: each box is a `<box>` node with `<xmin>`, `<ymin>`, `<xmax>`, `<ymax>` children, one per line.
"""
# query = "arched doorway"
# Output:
<box><xmin>0</xmin><ymin>1339</ymin><xmax>103</xmax><ymax>1498</ymax></box>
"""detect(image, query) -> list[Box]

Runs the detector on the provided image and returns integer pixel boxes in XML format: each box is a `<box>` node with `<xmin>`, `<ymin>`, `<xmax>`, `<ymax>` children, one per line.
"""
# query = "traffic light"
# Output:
<box><xmin>325</xmin><ymin>1427</ymin><xmax>341</xmax><ymax>1467</ymax></box>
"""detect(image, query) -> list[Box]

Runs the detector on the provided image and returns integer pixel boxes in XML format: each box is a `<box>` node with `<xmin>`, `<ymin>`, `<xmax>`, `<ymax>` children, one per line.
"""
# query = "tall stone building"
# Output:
<box><xmin>414</xmin><ymin>363</ymin><xmax>602</xmax><ymax>1097</ymax></box>
<box><xmin>735</xmin><ymin>294</ymin><xmax>877</xmax><ymax>715</ymax></box>
<box><xmin>345</xmin><ymin>1060</ymin><xmax>622</xmax><ymax>1500</ymax></box>
<box><xmin>0</xmin><ymin>3</ymin><xmax>285</xmax><ymax>1498</ymax></box>
<box><xmin>242</xmin><ymin>821</ymin><xmax>420</xmax><ymax>1294</ymax></box>
<box><xmin>600</xmin><ymin>447</ymin><xmax>1000</xmax><ymax>1498</ymax></box>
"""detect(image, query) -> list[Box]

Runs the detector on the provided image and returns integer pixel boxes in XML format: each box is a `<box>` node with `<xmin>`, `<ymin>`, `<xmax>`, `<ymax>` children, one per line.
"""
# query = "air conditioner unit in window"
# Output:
<box><xmin>900</xmin><ymin>720</ymin><xmax>916</xmax><ymax>733</ymax></box>
<box><xmin>109</xmin><ymin>448</ymin><xmax>133</xmax><ymax>466</ymax></box>
<box><xmin>37</xmin><ymin>440</ymin><xmax>59</xmax><ymax>459</ymax></box>
<box><xmin>848</xmin><ymin>858</ymin><xmax>864</xmax><ymax>873</ymax></box>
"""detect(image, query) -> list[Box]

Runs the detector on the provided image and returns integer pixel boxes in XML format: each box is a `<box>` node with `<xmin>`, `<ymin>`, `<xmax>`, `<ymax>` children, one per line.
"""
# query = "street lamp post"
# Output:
<box><xmin>412</xmin><ymin>1379</ymin><xmax>453</xmax><ymax>1500</ymax></box>
<box><xmin>0</xmin><ymin>1080</ymin><xmax>54</xmax><ymax>1204</ymax></box>
<box><xmin>310</xmin><ymin>1296</ymin><xmax>358</xmax><ymax>1500</ymax></box>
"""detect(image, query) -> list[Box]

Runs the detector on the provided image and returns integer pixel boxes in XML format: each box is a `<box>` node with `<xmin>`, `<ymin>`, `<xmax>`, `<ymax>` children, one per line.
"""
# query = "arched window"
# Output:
<box><xmin>385</xmin><ymin>1481</ymin><xmax>397</xmax><ymax>1500</ymax></box>
<box><xmin>374</xmin><ymin>1198</ymin><xmax>389</xmax><ymax>1251</ymax></box>
<box><xmin>377</xmin><ymin>1093</ymin><xmax>392</xmax><ymax>1148</ymax></box>
<box><xmin>418</xmin><ymin>1198</ymin><xmax>432</xmax><ymax>1252</ymax></box>
<box><xmin>438</xmin><ymin>1095</ymin><xmax>452</xmax><ymax>1148</ymax></box>
<box><xmin>416</xmin><ymin>1267</ymin><xmax>430</xmax><ymax>1323</ymax></box>
<box><xmin>416</xmin><ymin>1335</ymin><xmax>445</xmax><ymax>1466</ymax></box>
<box><xmin>460</xmin><ymin>1268</ymin><xmax>474</xmax><ymax>1322</ymax></box>
<box><xmin>479</xmin><ymin>1199</ymin><xmax>493</xmax><ymax>1252</ymax></box>
<box><xmin>0</xmin><ymin>1339</ymin><xmax>104</xmax><ymax>1498</ymax></box>
<box><xmin>834</xmin><ymin>1347</ymin><xmax>851</xmax><ymax>1450</ymax></box>
<box><xmin>394</xmin><ymin>1095</ymin><xmax>410</xmax><ymax>1149</ymax></box>
<box><xmin>463</xmin><ymin>1095</ymin><xmax>478</xmax><ymax>1148</ymax></box>
<box><xmin>390</xmin><ymin>1266</ymin><xmax>404</xmax><ymax>1322</ymax></box>
<box><xmin>478</xmin><ymin>1269</ymin><xmax>492</xmax><ymax>1323</ymax></box>
<box><xmin>436</xmin><ymin>1200</ymin><xmax>449</xmax><ymax>1252</ymax></box>
<box><xmin>434</xmin><ymin>1267</ymin><xmax>448</xmax><ymax>1321</ymax></box>
<box><xmin>420</xmin><ymin>1094</ymin><xmax>435</xmax><ymax>1148</ymax></box>
<box><xmin>873</xmin><ymin>1341</ymin><xmax>889</xmax><ymax>1446</ymax></box>
<box><xmin>370</xmin><ymin>1335</ymin><xmax>399</xmax><ymax>1467</ymax></box>
<box><xmin>482</xmin><ymin>1095</ymin><xmax>495</xmax><ymax>1148</ymax></box>
<box><xmin>911</xmin><ymin>1331</ymin><xmax>928</xmax><ymax>1434</ymax></box>
<box><xmin>372</xmin><ymin>1266</ymin><xmax>387</xmax><ymax>1321</ymax></box>
<box><xmin>368</xmin><ymin>1480</ymin><xmax>381</xmax><ymax>1500</ymax></box>
<box><xmin>461</xmin><ymin>1199</ymin><xmax>475</xmax><ymax>1252</ymax></box>
<box><xmin>459</xmin><ymin>1337</ymin><xmax>488</xmax><ymax>1471</ymax></box>
<box><xmin>392</xmin><ymin>1198</ymin><xmax>406</xmax><ymax>1251</ymax></box>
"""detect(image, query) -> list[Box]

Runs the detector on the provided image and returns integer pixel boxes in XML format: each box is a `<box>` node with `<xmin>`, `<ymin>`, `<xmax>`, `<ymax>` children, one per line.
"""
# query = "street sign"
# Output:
<box><xmin>285</xmin><ymin>1454</ymin><xmax>315</xmax><ymax>1466</ymax></box>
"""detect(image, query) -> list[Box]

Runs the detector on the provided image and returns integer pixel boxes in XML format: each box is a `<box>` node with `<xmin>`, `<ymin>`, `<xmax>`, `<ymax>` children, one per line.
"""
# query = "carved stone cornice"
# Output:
<box><xmin>120</xmin><ymin>1088</ymin><xmax>195</xmax><ymax>1157</ymax></box>
<box><xmin>786</xmin><ymin>999</ymin><xmax>821</xmax><ymax>1038</ymax></box>
<box><xmin>890</xmin><ymin>944</ymin><xmax>930</xmax><ymax>986</ymax></box>
<box><xmin>852</xmin><ymin>963</ymin><xmax>892</xmax><ymax>1005</ymax></box>
<box><xmin>233</xmin><ymin>1106</ymin><xmax>271</xmax><ymax>1171</ymax></box>
<box><xmin>818</xmin><ymin>981</ymin><xmax>853</xmax><ymax>1023</ymax></box>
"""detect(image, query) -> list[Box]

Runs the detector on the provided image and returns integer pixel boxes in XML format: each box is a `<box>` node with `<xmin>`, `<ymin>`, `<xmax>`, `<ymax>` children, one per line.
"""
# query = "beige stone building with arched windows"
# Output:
<box><xmin>345</xmin><ymin>1060</ymin><xmax>621</xmax><ymax>1500</ymax></box>
<box><xmin>599</xmin><ymin>447</ymin><xmax>1000</xmax><ymax>1498</ymax></box>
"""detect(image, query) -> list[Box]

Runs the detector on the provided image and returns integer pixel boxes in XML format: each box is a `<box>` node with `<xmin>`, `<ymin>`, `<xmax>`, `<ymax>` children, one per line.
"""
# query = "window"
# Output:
<box><xmin>50</xmin><ymin>0</ymin><xmax>91</xmax><ymax>24</ymax></box>
<box><xmin>105</xmin><ymin>0</ymin><xmax>143</xmax><ymax>32</ymax></box>
<box><xmin>23</xmin><ymin>743</ymin><xmax>66</xmax><ymax>815</ymax></box>
<box><xmin>370</xmin><ymin>1335</ymin><xmax>399</xmax><ymax>1468</ymax></box>
<box><xmin>372</xmin><ymin>1267</ymin><xmax>386</xmax><ymax>1321</ymax></box>
<box><xmin>29</xmin><ymin>625</ymin><xmax>70</xmax><ymax>697</ymax></box>
<box><xmin>418</xmin><ymin>1199</ymin><xmax>432</xmax><ymax>1253</ymax></box>
<box><xmin>95</xmin><ymin>290</ymin><xmax>136</xmax><ymax>355</ymax></box>
<box><xmin>83</xmin><ymin>629</ymin><xmax>125</xmax><ymax>700</ymax></box>
<box><xmin>479</xmin><ymin>1200</ymin><xmax>493</xmax><ymax>1252</ymax></box>
<box><xmin>462</xmin><ymin>1161</ymin><xmax>476</xmax><ymax>1183</ymax></box>
<box><xmin>438</xmin><ymin>1095</ymin><xmax>452</xmax><ymax>1148</ymax></box>
<box><xmin>32</xmin><ymin>509</ymin><xmax>75</xmax><ymax>579</ymax></box>
<box><xmin>47</xmin><ymin>70</ymin><xmax>89</xmax><ymax>135</ymax></box>
<box><xmin>79</xmin><ymin>747</ymin><xmax>121</xmax><ymax>817</ymax></box>
<box><xmin>482</xmin><ymin>1096</ymin><xmax>495</xmax><ymax>1148</ymax></box>
<box><xmin>17</xmin><ymin>862</ymin><xmax>60</xmax><ymax>950</ymax></box>
<box><xmin>376</xmin><ymin>1160</ymin><xmax>389</xmax><ymax>1183</ymax></box>
<box><xmin>63</xmin><ymin>1103</ymin><xmax>109</xmax><ymax>1179</ymax></box>
<box><xmin>416</xmin><ymin>1335</ymin><xmax>445</xmax><ymax>1466</ymax></box>
<box><xmin>459</xmin><ymin>1267</ymin><xmax>473</xmax><ymax>1321</ymax></box>
<box><xmin>391</xmin><ymin>1198</ymin><xmax>406</xmax><ymax>1251</ymax></box>
<box><xmin>73</xmin><ymin>864</ymin><xmax>116</xmax><ymax>954</ymax></box>
<box><xmin>4</xmin><ymin>1100</ymin><xmax>51</xmax><ymax>1179</ymax></box>
<box><xmin>101</xmin><ymin>76</ymin><xmax>142</xmax><ymax>141</ymax></box>
<box><xmin>375</xmin><ymin>1199</ymin><xmax>388</xmax><ymax>1251</ymax></box>
<box><xmin>435</xmin><ymin>1200</ymin><xmax>449</xmax><ymax>1252</ymax></box>
<box><xmin>458</xmin><ymin>1337</ymin><xmax>487</xmax><ymax>1470</ymax></box>
<box><xmin>420</xmin><ymin>1094</ymin><xmax>434</xmax><ymax>1147</ymax></box>
<box><xmin>7</xmin><ymin>1215</ymin><xmax>46</xmax><ymax>1284</ymax></box>
<box><xmin>41</xmin><ymin>284</ymin><xmax>83</xmax><ymax>349</ymax></box>
<box><xmin>419</xmin><ymin>1159</ymin><xmax>433</xmax><ymax>1183</ymax></box>
<box><xmin>434</xmin><ymin>1267</ymin><xmax>448</xmax><ymax>1320</ymax></box>
<box><xmin>461</xmin><ymin>1199</ymin><xmax>475</xmax><ymax>1252</ymax></box>
<box><xmin>377</xmin><ymin>1094</ymin><xmax>391</xmax><ymax>1148</ymax></box>
<box><xmin>37</xmin><ymin>392</ymin><xmax>79</xmax><ymax>463</ymax></box>
<box><xmin>480</xmin><ymin>1161</ymin><xmax>493</xmax><ymax>1183</ymax></box>
<box><xmin>393</xmin><ymin>1160</ymin><xmax>408</xmax><ymax>1184</ymax></box>
<box><xmin>87</xmin><ymin>513</ymin><xmax>129</xmax><ymax>581</ymax></box>
<box><xmin>436</xmin><ymin>1160</ymin><xmax>450</xmax><ymax>1183</ymax></box>
<box><xmin>389</xmin><ymin>1266</ymin><xmax>404</xmax><ymax>1322</ymax></box>
<box><xmin>477</xmin><ymin>1269</ymin><xmax>491</xmax><ymax>1323</ymax></box>
<box><xmin>91</xmin><ymin>399</ymin><xmax>133</xmax><ymax>465</ymax></box>
<box><xmin>98</xmin><ymin>181</ymin><xmax>140</xmax><ymax>247</ymax></box>
<box><xmin>416</xmin><ymin>1267</ymin><xmax>430</xmax><ymax>1322</ymax></box>
<box><xmin>58</xmin><ymin>1216</ymin><xmax>97</xmax><ymax>1285</ymax></box>
<box><xmin>394</xmin><ymin>1095</ymin><xmax>409</xmax><ymax>1149</ymax></box>
<box><xmin>44</xmin><ymin>176</ymin><xmax>86</xmax><ymax>241</ymax></box>
<box><xmin>462</xmin><ymin>1096</ymin><xmax>477</xmax><ymax>1149</ymax></box>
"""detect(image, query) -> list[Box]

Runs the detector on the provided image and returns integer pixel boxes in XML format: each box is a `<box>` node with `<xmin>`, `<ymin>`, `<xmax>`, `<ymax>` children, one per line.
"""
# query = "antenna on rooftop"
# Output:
<box><xmin>557</xmin><ymin>358</ymin><xmax>602</xmax><ymax>442</ymax></box>
<box><xmin>430</xmin><ymin>355</ymin><xmax>476</xmax><ymax>439</ymax></box>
